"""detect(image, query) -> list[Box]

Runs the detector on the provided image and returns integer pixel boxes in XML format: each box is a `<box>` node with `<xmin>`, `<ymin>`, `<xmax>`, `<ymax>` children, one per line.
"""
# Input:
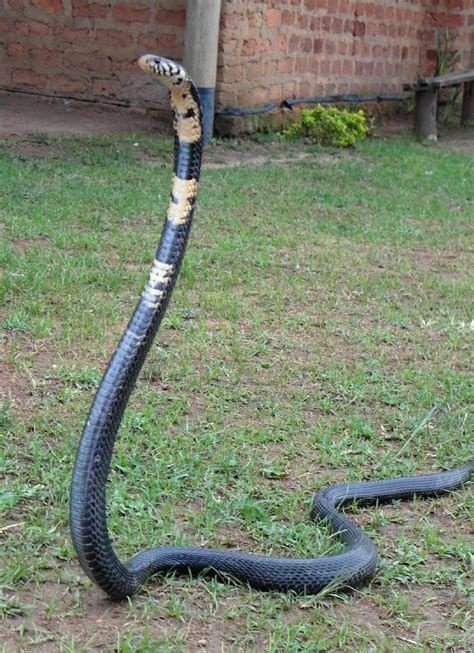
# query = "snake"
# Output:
<box><xmin>69</xmin><ymin>55</ymin><xmax>473</xmax><ymax>600</ymax></box>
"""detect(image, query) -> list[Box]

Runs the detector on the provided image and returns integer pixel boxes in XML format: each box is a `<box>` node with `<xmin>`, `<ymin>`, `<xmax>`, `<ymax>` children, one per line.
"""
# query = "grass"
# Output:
<box><xmin>0</xmin><ymin>128</ymin><xmax>473</xmax><ymax>652</ymax></box>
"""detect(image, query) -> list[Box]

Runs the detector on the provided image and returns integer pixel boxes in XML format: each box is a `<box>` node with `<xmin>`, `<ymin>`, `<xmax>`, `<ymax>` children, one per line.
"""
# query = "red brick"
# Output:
<box><xmin>8</xmin><ymin>0</ymin><xmax>23</xmax><ymax>9</ymax></box>
<box><xmin>113</xmin><ymin>4</ymin><xmax>150</xmax><ymax>23</ymax></box>
<box><xmin>295</xmin><ymin>58</ymin><xmax>307</xmax><ymax>73</ymax></box>
<box><xmin>138</xmin><ymin>32</ymin><xmax>177</xmax><ymax>52</ymax></box>
<box><xmin>353</xmin><ymin>20</ymin><xmax>365</xmax><ymax>37</ymax></box>
<box><xmin>50</xmin><ymin>75</ymin><xmax>88</xmax><ymax>94</ymax></box>
<box><xmin>327</xmin><ymin>0</ymin><xmax>338</xmax><ymax>13</ymax></box>
<box><xmin>313</xmin><ymin>39</ymin><xmax>324</xmax><ymax>54</ymax></box>
<box><xmin>298</xmin><ymin>81</ymin><xmax>311</xmax><ymax>97</ymax></box>
<box><xmin>64</xmin><ymin>50</ymin><xmax>111</xmax><ymax>73</ymax></box>
<box><xmin>32</xmin><ymin>0</ymin><xmax>64</xmax><ymax>13</ymax></box>
<box><xmin>219</xmin><ymin>12</ymin><xmax>238</xmax><ymax>30</ymax></box>
<box><xmin>16</xmin><ymin>20</ymin><xmax>50</xmax><ymax>35</ymax></box>
<box><xmin>263</xmin><ymin>60</ymin><xmax>278</xmax><ymax>76</ymax></box>
<box><xmin>248</xmin><ymin>12</ymin><xmax>263</xmax><ymax>29</ymax></box>
<box><xmin>332</xmin><ymin>60</ymin><xmax>341</xmax><ymax>74</ymax></box>
<box><xmin>0</xmin><ymin>19</ymin><xmax>10</xmax><ymax>32</ymax></box>
<box><xmin>296</xmin><ymin>13</ymin><xmax>308</xmax><ymax>28</ymax></box>
<box><xmin>372</xmin><ymin>44</ymin><xmax>382</xmax><ymax>58</ymax></box>
<box><xmin>301</xmin><ymin>37</ymin><xmax>312</xmax><ymax>53</ymax></box>
<box><xmin>7</xmin><ymin>43</ymin><xmax>28</xmax><ymax>59</ymax></box>
<box><xmin>156</xmin><ymin>9</ymin><xmax>185</xmax><ymax>27</ymax></box>
<box><xmin>374</xmin><ymin>5</ymin><xmax>383</xmax><ymax>19</ymax></box>
<box><xmin>289</xmin><ymin>35</ymin><xmax>300</xmax><ymax>53</ymax></box>
<box><xmin>342</xmin><ymin>59</ymin><xmax>353</xmax><ymax>75</ymax></box>
<box><xmin>310</xmin><ymin>16</ymin><xmax>320</xmax><ymax>30</ymax></box>
<box><xmin>223</xmin><ymin>65</ymin><xmax>246</xmax><ymax>84</ymax></box>
<box><xmin>364</xmin><ymin>61</ymin><xmax>374</xmax><ymax>76</ymax></box>
<box><xmin>282</xmin><ymin>10</ymin><xmax>294</xmax><ymax>26</ymax></box>
<box><xmin>256</xmin><ymin>38</ymin><xmax>271</xmax><ymax>52</ymax></box>
<box><xmin>276</xmin><ymin>34</ymin><xmax>287</xmax><ymax>50</ymax></box>
<box><xmin>54</xmin><ymin>27</ymin><xmax>89</xmax><ymax>44</ymax></box>
<box><xmin>96</xmin><ymin>29</ymin><xmax>131</xmax><ymax>49</ymax></box>
<box><xmin>111</xmin><ymin>61</ymin><xmax>137</xmax><ymax>74</ymax></box>
<box><xmin>320</xmin><ymin>60</ymin><xmax>330</xmax><ymax>75</ymax></box>
<box><xmin>265</xmin><ymin>8</ymin><xmax>281</xmax><ymax>28</ymax></box>
<box><xmin>268</xmin><ymin>83</ymin><xmax>282</xmax><ymax>101</ymax></box>
<box><xmin>283</xmin><ymin>80</ymin><xmax>296</xmax><ymax>97</ymax></box>
<box><xmin>307</xmin><ymin>59</ymin><xmax>318</xmax><ymax>74</ymax></box>
<box><xmin>12</xmin><ymin>69</ymin><xmax>46</xmax><ymax>88</ymax></box>
<box><xmin>366</xmin><ymin>22</ymin><xmax>377</xmax><ymax>36</ymax></box>
<box><xmin>324</xmin><ymin>40</ymin><xmax>335</xmax><ymax>55</ymax></box>
<box><xmin>72</xmin><ymin>1</ymin><xmax>107</xmax><ymax>19</ymax></box>
<box><xmin>447</xmin><ymin>14</ymin><xmax>465</xmax><ymax>28</ymax></box>
<box><xmin>344</xmin><ymin>19</ymin><xmax>354</xmax><ymax>33</ymax></box>
<box><xmin>30</xmin><ymin>48</ymin><xmax>58</xmax><ymax>66</ymax></box>
<box><xmin>92</xmin><ymin>78</ymin><xmax>122</xmax><ymax>98</ymax></box>
<box><xmin>278</xmin><ymin>58</ymin><xmax>293</xmax><ymax>74</ymax></box>
<box><xmin>332</xmin><ymin>18</ymin><xmax>343</xmax><ymax>34</ymax></box>
<box><xmin>241</xmin><ymin>39</ymin><xmax>256</xmax><ymax>56</ymax></box>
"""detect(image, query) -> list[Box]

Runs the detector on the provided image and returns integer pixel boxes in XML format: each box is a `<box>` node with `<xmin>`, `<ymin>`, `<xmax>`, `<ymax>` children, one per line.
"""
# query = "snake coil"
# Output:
<box><xmin>70</xmin><ymin>56</ymin><xmax>473</xmax><ymax>600</ymax></box>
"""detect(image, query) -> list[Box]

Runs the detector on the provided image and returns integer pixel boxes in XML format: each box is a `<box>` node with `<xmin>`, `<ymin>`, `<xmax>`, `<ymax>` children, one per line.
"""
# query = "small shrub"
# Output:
<box><xmin>284</xmin><ymin>105</ymin><xmax>368</xmax><ymax>147</ymax></box>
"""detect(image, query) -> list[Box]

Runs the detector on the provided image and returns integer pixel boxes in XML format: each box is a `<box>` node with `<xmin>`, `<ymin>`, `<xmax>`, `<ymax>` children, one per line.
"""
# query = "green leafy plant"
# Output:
<box><xmin>434</xmin><ymin>27</ymin><xmax>464</xmax><ymax>77</ymax></box>
<box><xmin>284</xmin><ymin>106</ymin><xmax>368</xmax><ymax>147</ymax></box>
<box><xmin>434</xmin><ymin>27</ymin><xmax>465</xmax><ymax>123</ymax></box>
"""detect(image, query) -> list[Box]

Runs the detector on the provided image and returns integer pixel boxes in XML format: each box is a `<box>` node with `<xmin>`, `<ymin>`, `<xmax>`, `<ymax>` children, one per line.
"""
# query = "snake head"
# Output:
<box><xmin>138</xmin><ymin>54</ymin><xmax>188</xmax><ymax>88</ymax></box>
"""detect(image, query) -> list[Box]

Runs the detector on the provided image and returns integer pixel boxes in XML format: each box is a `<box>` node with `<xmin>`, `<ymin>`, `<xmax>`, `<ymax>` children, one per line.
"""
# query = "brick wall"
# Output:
<box><xmin>0</xmin><ymin>0</ymin><xmax>186</xmax><ymax>106</ymax></box>
<box><xmin>0</xmin><ymin>0</ymin><xmax>472</xmax><ymax>112</ymax></box>
<box><xmin>217</xmin><ymin>0</ymin><xmax>473</xmax><ymax>108</ymax></box>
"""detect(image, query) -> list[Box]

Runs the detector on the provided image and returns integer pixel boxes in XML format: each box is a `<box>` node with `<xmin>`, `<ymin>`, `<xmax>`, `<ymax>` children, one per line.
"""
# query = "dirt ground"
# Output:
<box><xmin>0</xmin><ymin>91</ymin><xmax>169</xmax><ymax>138</ymax></box>
<box><xmin>1</xmin><ymin>91</ymin><xmax>473</xmax><ymax>158</ymax></box>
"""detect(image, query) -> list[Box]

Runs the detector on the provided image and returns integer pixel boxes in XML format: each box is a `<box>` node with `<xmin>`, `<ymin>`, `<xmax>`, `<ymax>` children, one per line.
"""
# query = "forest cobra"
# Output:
<box><xmin>70</xmin><ymin>55</ymin><xmax>473</xmax><ymax>600</ymax></box>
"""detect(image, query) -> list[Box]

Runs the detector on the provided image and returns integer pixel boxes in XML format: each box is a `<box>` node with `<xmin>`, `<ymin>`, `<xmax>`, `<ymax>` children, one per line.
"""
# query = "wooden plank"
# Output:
<box><xmin>404</xmin><ymin>69</ymin><xmax>474</xmax><ymax>92</ymax></box>
<box><xmin>432</xmin><ymin>69</ymin><xmax>474</xmax><ymax>87</ymax></box>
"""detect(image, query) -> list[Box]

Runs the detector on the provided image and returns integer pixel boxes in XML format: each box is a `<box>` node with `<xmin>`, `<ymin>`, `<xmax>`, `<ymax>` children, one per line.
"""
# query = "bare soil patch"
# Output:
<box><xmin>0</xmin><ymin>91</ymin><xmax>169</xmax><ymax>138</ymax></box>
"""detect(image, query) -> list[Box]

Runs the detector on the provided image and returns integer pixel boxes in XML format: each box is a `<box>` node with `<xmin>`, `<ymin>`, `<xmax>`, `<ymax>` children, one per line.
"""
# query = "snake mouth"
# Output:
<box><xmin>138</xmin><ymin>54</ymin><xmax>186</xmax><ymax>85</ymax></box>
<box><xmin>138</xmin><ymin>54</ymin><xmax>159</xmax><ymax>74</ymax></box>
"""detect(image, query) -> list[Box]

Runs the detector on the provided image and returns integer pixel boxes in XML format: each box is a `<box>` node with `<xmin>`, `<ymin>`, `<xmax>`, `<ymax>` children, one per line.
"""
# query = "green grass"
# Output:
<box><xmin>0</xmin><ymin>130</ymin><xmax>473</xmax><ymax>652</ymax></box>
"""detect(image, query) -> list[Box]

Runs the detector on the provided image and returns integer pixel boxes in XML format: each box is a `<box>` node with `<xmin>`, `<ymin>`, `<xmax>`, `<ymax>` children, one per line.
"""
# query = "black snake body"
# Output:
<box><xmin>70</xmin><ymin>55</ymin><xmax>473</xmax><ymax>600</ymax></box>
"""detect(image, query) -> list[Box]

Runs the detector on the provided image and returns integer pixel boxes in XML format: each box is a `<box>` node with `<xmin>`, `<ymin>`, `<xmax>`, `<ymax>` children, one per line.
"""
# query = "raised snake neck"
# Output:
<box><xmin>70</xmin><ymin>55</ymin><xmax>473</xmax><ymax>600</ymax></box>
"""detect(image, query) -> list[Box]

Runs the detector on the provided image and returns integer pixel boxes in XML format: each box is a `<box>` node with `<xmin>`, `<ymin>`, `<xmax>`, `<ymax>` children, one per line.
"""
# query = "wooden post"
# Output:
<box><xmin>414</xmin><ymin>87</ymin><xmax>438</xmax><ymax>141</ymax></box>
<box><xmin>184</xmin><ymin>0</ymin><xmax>222</xmax><ymax>144</ymax></box>
<box><xmin>461</xmin><ymin>81</ymin><xmax>474</xmax><ymax>126</ymax></box>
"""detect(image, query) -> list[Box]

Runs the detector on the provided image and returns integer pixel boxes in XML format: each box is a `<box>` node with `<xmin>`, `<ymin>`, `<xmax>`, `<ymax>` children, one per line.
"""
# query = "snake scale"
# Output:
<box><xmin>70</xmin><ymin>55</ymin><xmax>473</xmax><ymax>600</ymax></box>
